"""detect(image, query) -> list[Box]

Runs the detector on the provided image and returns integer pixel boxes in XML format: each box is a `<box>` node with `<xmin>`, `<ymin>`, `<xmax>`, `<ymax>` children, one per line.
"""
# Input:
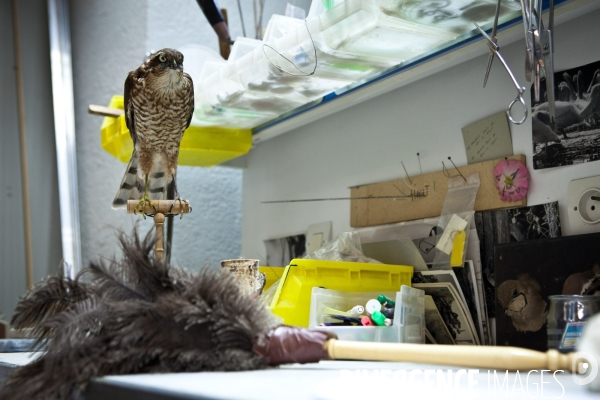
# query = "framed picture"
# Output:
<box><xmin>494</xmin><ymin>232</ymin><xmax>600</xmax><ymax>351</ymax></box>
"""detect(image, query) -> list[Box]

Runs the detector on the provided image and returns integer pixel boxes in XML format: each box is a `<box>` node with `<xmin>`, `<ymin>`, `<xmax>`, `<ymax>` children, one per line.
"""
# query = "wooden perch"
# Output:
<box><xmin>88</xmin><ymin>104</ymin><xmax>124</xmax><ymax>118</ymax></box>
<box><xmin>126</xmin><ymin>200</ymin><xmax>191</xmax><ymax>261</ymax></box>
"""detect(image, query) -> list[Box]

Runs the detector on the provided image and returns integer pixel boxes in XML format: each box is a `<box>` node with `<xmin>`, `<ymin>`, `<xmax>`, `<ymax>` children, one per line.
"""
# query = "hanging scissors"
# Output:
<box><xmin>474</xmin><ymin>20</ymin><xmax>528</xmax><ymax>124</ymax></box>
<box><xmin>523</xmin><ymin>0</ymin><xmax>556</xmax><ymax>130</ymax></box>
<box><xmin>538</xmin><ymin>0</ymin><xmax>556</xmax><ymax>130</ymax></box>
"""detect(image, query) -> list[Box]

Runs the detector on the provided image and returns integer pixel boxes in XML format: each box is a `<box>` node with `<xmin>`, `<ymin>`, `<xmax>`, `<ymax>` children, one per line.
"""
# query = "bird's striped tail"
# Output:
<box><xmin>112</xmin><ymin>150</ymin><xmax>170</xmax><ymax>209</ymax></box>
<box><xmin>112</xmin><ymin>150</ymin><xmax>143</xmax><ymax>209</ymax></box>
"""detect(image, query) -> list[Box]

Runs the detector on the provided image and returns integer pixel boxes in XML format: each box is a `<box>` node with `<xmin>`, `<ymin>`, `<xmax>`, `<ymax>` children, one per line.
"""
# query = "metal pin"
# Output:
<box><xmin>443</xmin><ymin>157</ymin><xmax>467</xmax><ymax>182</ymax></box>
<box><xmin>448</xmin><ymin>157</ymin><xmax>467</xmax><ymax>182</ymax></box>
<box><xmin>401</xmin><ymin>161</ymin><xmax>413</xmax><ymax>185</ymax></box>
<box><xmin>417</xmin><ymin>153</ymin><xmax>423</xmax><ymax>175</ymax></box>
<box><xmin>393</xmin><ymin>184</ymin><xmax>406</xmax><ymax>196</ymax></box>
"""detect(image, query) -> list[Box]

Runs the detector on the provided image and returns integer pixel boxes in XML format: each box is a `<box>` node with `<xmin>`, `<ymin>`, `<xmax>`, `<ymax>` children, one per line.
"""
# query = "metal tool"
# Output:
<box><xmin>522</xmin><ymin>0</ymin><xmax>556</xmax><ymax>129</ymax></box>
<box><xmin>539</xmin><ymin>0</ymin><xmax>556</xmax><ymax>130</ymax></box>
<box><xmin>482</xmin><ymin>0</ymin><xmax>502</xmax><ymax>88</ymax></box>
<box><xmin>474</xmin><ymin>22</ymin><xmax>527</xmax><ymax>124</ymax></box>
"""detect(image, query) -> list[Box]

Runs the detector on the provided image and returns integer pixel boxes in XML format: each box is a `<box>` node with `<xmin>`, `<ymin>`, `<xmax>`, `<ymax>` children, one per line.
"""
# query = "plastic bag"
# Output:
<box><xmin>431</xmin><ymin>173</ymin><xmax>480</xmax><ymax>269</ymax></box>
<box><xmin>304</xmin><ymin>231</ymin><xmax>381</xmax><ymax>263</ymax></box>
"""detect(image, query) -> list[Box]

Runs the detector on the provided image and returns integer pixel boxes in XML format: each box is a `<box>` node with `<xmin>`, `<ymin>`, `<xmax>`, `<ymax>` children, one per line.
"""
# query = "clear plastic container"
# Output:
<box><xmin>309</xmin><ymin>288</ymin><xmax>400</xmax><ymax>342</ymax></box>
<box><xmin>547</xmin><ymin>295</ymin><xmax>600</xmax><ymax>353</ymax></box>
<box><xmin>318</xmin><ymin>0</ymin><xmax>455</xmax><ymax>64</ymax></box>
<box><xmin>228</xmin><ymin>37</ymin><xmax>262</xmax><ymax>63</ymax></box>
<box><xmin>374</xmin><ymin>0</ymin><xmax>522</xmax><ymax>36</ymax></box>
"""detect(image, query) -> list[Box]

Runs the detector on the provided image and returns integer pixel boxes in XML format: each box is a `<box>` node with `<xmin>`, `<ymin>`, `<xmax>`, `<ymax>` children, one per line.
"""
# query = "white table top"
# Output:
<box><xmin>0</xmin><ymin>352</ymin><xmax>40</xmax><ymax>367</ymax></box>
<box><xmin>2</xmin><ymin>353</ymin><xmax>598</xmax><ymax>399</ymax></box>
<box><xmin>90</xmin><ymin>360</ymin><xmax>599</xmax><ymax>400</ymax></box>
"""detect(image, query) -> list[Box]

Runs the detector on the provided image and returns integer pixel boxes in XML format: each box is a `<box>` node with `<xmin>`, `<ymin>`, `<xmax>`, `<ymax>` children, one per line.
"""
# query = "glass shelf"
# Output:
<box><xmin>191</xmin><ymin>0</ymin><xmax>587</xmax><ymax>146</ymax></box>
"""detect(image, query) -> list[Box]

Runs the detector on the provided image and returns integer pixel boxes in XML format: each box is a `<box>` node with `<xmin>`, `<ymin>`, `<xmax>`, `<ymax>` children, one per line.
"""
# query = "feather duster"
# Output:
<box><xmin>0</xmin><ymin>231</ymin><xmax>331</xmax><ymax>399</ymax></box>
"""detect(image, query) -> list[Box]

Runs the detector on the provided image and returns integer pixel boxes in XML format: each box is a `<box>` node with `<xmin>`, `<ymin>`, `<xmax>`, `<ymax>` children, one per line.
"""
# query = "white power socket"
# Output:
<box><xmin>568</xmin><ymin>175</ymin><xmax>600</xmax><ymax>234</ymax></box>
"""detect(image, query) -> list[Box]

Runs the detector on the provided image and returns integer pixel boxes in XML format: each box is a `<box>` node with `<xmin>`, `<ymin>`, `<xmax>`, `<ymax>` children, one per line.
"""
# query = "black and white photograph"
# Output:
<box><xmin>475</xmin><ymin>201</ymin><xmax>561</xmax><ymax>317</ymax></box>
<box><xmin>413</xmin><ymin>282</ymin><xmax>480</xmax><ymax>345</ymax></box>
<box><xmin>532</xmin><ymin>58</ymin><xmax>600</xmax><ymax>169</ymax></box>
<box><xmin>423</xmin><ymin>295</ymin><xmax>455</xmax><ymax>345</ymax></box>
<box><xmin>264</xmin><ymin>233</ymin><xmax>306</xmax><ymax>267</ymax></box>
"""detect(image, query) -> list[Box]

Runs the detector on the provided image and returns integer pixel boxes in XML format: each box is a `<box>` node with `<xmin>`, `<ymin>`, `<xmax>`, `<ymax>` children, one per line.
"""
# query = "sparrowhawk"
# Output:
<box><xmin>112</xmin><ymin>48</ymin><xmax>194</xmax><ymax>213</ymax></box>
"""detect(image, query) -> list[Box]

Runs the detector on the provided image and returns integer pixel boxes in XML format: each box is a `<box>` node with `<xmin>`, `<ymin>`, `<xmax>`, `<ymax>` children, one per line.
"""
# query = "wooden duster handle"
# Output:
<box><xmin>324</xmin><ymin>340</ymin><xmax>576</xmax><ymax>372</ymax></box>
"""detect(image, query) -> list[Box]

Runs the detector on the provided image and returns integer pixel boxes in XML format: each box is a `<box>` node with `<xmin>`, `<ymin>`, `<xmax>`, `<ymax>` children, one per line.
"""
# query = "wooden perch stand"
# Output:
<box><xmin>88</xmin><ymin>104</ymin><xmax>124</xmax><ymax>118</ymax></box>
<box><xmin>126</xmin><ymin>200</ymin><xmax>191</xmax><ymax>261</ymax></box>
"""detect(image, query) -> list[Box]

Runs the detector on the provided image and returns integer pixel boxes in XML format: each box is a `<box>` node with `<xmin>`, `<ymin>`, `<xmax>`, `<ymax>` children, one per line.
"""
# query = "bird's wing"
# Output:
<box><xmin>184</xmin><ymin>72</ymin><xmax>194</xmax><ymax>129</ymax></box>
<box><xmin>124</xmin><ymin>71</ymin><xmax>138</xmax><ymax>144</ymax></box>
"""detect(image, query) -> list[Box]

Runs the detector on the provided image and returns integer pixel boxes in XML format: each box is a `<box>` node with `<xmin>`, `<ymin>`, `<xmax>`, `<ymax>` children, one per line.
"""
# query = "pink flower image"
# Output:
<box><xmin>493</xmin><ymin>159</ymin><xmax>529</xmax><ymax>201</ymax></box>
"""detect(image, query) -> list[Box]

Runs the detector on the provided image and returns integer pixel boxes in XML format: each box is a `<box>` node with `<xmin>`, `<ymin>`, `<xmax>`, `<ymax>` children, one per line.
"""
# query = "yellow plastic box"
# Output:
<box><xmin>268</xmin><ymin>258</ymin><xmax>413</xmax><ymax>327</ymax></box>
<box><xmin>100</xmin><ymin>95</ymin><xmax>253</xmax><ymax>167</ymax></box>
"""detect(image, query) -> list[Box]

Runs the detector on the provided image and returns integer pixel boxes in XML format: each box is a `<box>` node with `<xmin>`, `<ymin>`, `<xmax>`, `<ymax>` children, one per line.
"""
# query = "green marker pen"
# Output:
<box><xmin>377</xmin><ymin>294</ymin><xmax>396</xmax><ymax>307</ymax></box>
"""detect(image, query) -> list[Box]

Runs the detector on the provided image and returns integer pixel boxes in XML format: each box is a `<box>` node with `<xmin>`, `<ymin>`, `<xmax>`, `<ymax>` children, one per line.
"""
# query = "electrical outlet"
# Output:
<box><xmin>568</xmin><ymin>176</ymin><xmax>600</xmax><ymax>234</ymax></box>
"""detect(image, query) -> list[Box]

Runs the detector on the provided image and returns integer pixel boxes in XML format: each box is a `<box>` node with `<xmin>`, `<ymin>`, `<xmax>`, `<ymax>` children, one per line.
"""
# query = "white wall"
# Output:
<box><xmin>241</xmin><ymin>7</ymin><xmax>600</xmax><ymax>263</ymax></box>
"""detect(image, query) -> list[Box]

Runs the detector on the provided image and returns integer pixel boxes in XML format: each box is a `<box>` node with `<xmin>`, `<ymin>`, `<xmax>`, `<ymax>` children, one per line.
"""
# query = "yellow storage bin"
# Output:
<box><xmin>268</xmin><ymin>258</ymin><xmax>413</xmax><ymax>327</ymax></box>
<box><xmin>100</xmin><ymin>95</ymin><xmax>252</xmax><ymax>167</ymax></box>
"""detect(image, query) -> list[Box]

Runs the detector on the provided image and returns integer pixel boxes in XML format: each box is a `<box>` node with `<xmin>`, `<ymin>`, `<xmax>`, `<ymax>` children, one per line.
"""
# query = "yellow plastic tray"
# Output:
<box><xmin>268</xmin><ymin>259</ymin><xmax>413</xmax><ymax>327</ymax></box>
<box><xmin>100</xmin><ymin>96</ymin><xmax>252</xmax><ymax>167</ymax></box>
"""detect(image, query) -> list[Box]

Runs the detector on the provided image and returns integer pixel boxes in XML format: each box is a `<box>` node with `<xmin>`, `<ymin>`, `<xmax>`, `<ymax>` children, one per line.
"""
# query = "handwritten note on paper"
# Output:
<box><xmin>461</xmin><ymin>111</ymin><xmax>513</xmax><ymax>164</ymax></box>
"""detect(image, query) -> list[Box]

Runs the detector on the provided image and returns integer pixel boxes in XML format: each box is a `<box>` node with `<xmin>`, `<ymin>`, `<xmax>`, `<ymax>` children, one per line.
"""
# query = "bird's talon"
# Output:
<box><xmin>135</xmin><ymin>196</ymin><xmax>154</xmax><ymax>219</ymax></box>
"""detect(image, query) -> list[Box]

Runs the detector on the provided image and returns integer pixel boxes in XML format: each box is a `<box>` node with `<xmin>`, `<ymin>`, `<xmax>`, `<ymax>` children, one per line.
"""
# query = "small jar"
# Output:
<box><xmin>547</xmin><ymin>295</ymin><xmax>600</xmax><ymax>352</ymax></box>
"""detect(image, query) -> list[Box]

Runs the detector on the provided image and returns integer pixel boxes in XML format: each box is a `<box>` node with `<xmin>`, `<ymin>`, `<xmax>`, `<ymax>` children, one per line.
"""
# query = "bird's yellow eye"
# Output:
<box><xmin>158</xmin><ymin>54</ymin><xmax>167</xmax><ymax>62</ymax></box>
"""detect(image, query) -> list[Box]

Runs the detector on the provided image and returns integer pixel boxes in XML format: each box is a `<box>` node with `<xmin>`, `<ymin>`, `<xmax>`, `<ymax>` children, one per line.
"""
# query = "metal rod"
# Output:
<box><xmin>417</xmin><ymin>153</ymin><xmax>423</xmax><ymax>175</ymax></box>
<box><xmin>401</xmin><ymin>161</ymin><xmax>413</xmax><ymax>185</ymax></box>
<box><xmin>236</xmin><ymin>0</ymin><xmax>246</xmax><ymax>37</ymax></box>
<box><xmin>12</xmin><ymin>0</ymin><xmax>34</xmax><ymax>288</ymax></box>
<box><xmin>48</xmin><ymin>0</ymin><xmax>82</xmax><ymax>277</ymax></box>
<box><xmin>448</xmin><ymin>157</ymin><xmax>468</xmax><ymax>182</ymax></box>
<box><xmin>262</xmin><ymin>195</ymin><xmax>413</xmax><ymax>204</ymax></box>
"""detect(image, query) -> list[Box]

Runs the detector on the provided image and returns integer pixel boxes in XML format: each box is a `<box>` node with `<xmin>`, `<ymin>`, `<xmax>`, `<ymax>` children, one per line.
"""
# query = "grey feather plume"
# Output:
<box><xmin>0</xmin><ymin>230</ymin><xmax>279</xmax><ymax>400</ymax></box>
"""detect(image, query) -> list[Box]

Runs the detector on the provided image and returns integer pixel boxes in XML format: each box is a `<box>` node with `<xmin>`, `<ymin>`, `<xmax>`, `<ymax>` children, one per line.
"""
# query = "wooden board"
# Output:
<box><xmin>350</xmin><ymin>155</ymin><xmax>527</xmax><ymax>227</ymax></box>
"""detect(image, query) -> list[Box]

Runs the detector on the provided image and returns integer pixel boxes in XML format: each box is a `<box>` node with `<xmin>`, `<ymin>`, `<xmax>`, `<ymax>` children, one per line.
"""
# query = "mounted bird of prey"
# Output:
<box><xmin>112</xmin><ymin>48</ymin><xmax>194</xmax><ymax>213</ymax></box>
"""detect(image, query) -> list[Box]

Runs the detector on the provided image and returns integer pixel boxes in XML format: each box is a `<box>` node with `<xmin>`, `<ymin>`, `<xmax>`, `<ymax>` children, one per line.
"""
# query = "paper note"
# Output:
<box><xmin>435</xmin><ymin>214</ymin><xmax>468</xmax><ymax>255</ymax></box>
<box><xmin>361</xmin><ymin>238</ymin><xmax>429</xmax><ymax>272</ymax></box>
<box><xmin>462</xmin><ymin>111</ymin><xmax>513</xmax><ymax>164</ymax></box>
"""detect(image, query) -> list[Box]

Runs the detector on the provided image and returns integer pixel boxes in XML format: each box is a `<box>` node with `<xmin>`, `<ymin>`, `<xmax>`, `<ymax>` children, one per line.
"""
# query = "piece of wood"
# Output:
<box><xmin>324</xmin><ymin>339</ymin><xmax>575</xmax><ymax>372</ymax></box>
<box><xmin>219</xmin><ymin>8</ymin><xmax>231</xmax><ymax>60</ymax></box>
<box><xmin>88</xmin><ymin>104</ymin><xmax>124</xmax><ymax>118</ymax></box>
<box><xmin>154</xmin><ymin>213</ymin><xmax>165</xmax><ymax>261</ymax></box>
<box><xmin>125</xmin><ymin>200</ymin><xmax>191</xmax><ymax>262</ymax></box>
<box><xmin>0</xmin><ymin>320</ymin><xmax>8</xmax><ymax>339</ymax></box>
<box><xmin>350</xmin><ymin>155</ymin><xmax>527</xmax><ymax>227</ymax></box>
<box><xmin>12</xmin><ymin>0</ymin><xmax>34</xmax><ymax>288</ymax></box>
<box><xmin>126</xmin><ymin>200</ymin><xmax>191</xmax><ymax>216</ymax></box>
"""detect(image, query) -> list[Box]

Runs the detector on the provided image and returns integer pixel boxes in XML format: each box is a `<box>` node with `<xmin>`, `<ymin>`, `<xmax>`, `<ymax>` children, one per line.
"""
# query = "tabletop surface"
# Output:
<box><xmin>88</xmin><ymin>360</ymin><xmax>599</xmax><ymax>400</ymax></box>
<box><xmin>1</xmin><ymin>354</ymin><xmax>598</xmax><ymax>399</ymax></box>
